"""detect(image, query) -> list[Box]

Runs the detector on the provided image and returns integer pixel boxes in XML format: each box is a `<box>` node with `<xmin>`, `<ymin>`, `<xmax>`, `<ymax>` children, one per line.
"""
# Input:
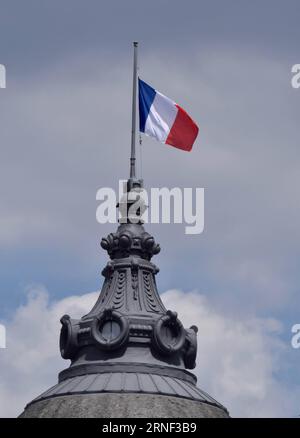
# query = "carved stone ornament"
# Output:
<box><xmin>58</xmin><ymin>179</ymin><xmax>199</xmax><ymax>386</ymax></box>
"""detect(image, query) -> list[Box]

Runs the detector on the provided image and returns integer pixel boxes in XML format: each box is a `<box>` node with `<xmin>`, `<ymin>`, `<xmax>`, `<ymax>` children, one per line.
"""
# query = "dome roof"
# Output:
<box><xmin>20</xmin><ymin>177</ymin><xmax>229</xmax><ymax>418</ymax></box>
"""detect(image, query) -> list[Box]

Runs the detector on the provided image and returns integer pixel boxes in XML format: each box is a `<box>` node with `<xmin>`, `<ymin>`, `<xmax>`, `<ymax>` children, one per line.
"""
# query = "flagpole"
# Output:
<box><xmin>130</xmin><ymin>41</ymin><xmax>138</xmax><ymax>179</ymax></box>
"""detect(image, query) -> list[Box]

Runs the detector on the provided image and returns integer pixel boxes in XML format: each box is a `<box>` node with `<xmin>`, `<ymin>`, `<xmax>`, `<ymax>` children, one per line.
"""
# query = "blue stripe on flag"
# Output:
<box><xmin>138</xmin><ymin>78</ymin><xmax>156</xmax><ymax>132</ymax></box>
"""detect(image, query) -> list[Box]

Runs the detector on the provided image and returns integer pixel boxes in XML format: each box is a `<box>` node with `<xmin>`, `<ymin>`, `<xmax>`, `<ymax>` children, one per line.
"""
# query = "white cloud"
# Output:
<box><xmin>1</xmin><ymin>46</ymin><xmax>300</xmax><ymax>317</ymax></box>
<box><xmin>163</xmin><ymin>289</ymin><xmax>300</xmax><ymax>417</ymax></box>
<box><xmin>0</xmin><ymin>286</ymin><xmax>298</xmax><ymax>418</ymax></box>
<box><xmin>0</xmin><ymin>287</ymin><xmax>98</xmax><ymax>417</ymax></box>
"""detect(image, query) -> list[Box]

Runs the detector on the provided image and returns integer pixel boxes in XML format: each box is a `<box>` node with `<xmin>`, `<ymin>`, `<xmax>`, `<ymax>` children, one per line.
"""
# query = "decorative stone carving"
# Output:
<box><xmin>59</xmin><ymin>314</ymin><xmax>79</xmax><ymax>360</ymax></box>
<box><xmin>152</xmin><ymin>310</ymin><xmax>186</xmax><ymax>355</ymax></box>
<box><xmin>91</xmin><ymin>308</ymin><xmax>129</xmax><ymax>350</ymax></box>
<box><xmin>59</xmin><ymin>196</ymin><xmax>199</xmax><ymax>389</ymax></box>
<box><xmin>101</xmin><ymin>224</ymin><xmax>160</xmax><ymax>261</ymax></box>
<box><xmin>183</xmin><ymin>325</ymin><xmax>198</xmax><ymax>369</ymax></box>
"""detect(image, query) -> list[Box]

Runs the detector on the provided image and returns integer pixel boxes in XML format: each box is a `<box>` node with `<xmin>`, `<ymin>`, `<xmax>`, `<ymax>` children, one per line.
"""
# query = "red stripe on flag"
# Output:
<box><xmin>165</xmin><ymin>104</ymin><xmax>199</xmax><ymax>151</ymax></box>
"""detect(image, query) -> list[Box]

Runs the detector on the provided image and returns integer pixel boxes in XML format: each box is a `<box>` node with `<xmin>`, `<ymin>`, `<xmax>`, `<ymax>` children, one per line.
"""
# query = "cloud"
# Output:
<box><xmin>0</xmin><ymin>286</ymin><xmax>298</xmax><ymax>418</ymax></box>
<box><xmin>163</xmin><ymin>289</ymin><xmax>300</xmax><ymax>417</ymax></box>
<box><xmin>1</xmin><ymin>45</ymin><xmax>300</xmax><ymax>319</ymax></box>
<box><xmin>0</xmin><ymin>286</ymin><xmax>98</xmax><ymax>418</ymax></box>
<box><xmin>1</xmin><ymin>29</ymin><xmax>300</xmax><ymax>417</ymax></box>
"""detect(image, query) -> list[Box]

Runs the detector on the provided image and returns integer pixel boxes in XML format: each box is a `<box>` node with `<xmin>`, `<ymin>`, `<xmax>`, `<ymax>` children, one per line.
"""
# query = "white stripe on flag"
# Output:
<box><xmin>144</xmin><ymin>91</ymin><xmax>178</xmax><ymax>143</ymax></box>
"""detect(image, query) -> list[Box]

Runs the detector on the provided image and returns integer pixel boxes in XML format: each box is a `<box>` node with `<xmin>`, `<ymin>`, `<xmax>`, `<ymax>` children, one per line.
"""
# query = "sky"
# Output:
<box><xmin>0</xmin><ymin>0</ymin><xmax>300</xmax><ymax>417</ymax></box>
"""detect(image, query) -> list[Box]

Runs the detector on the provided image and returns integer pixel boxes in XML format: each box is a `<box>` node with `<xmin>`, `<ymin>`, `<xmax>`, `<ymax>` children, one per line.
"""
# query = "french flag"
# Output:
<box><xmin>139</xmin><ymin>78</ymin><xmax>199</xmax><ymax>152</ymax></box>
